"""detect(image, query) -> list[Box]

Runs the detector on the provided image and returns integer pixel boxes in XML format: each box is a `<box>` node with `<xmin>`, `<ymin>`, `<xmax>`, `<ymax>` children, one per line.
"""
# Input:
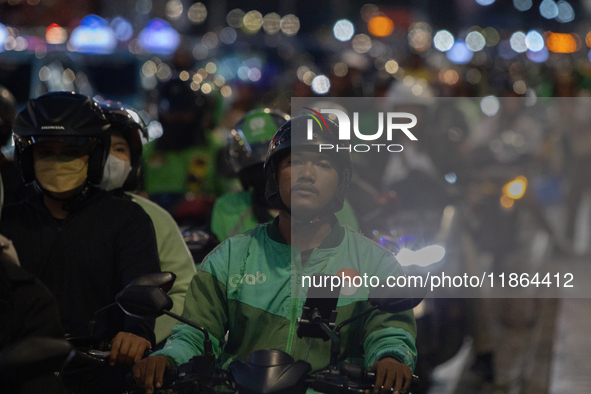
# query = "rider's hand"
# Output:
<box><xmin>133</xmin><ymin>355</ymin><xmax>172</xmax><ymax>394</ymax></box>
<box><xmin>371</xmin><ymin>357</ymin><xmax>412</xmax><ymax>393</ymax></box>
<box><xmin>109</xmin><ymin>331</ymin><xmax>152</xmax><ymax>366</ymax></box>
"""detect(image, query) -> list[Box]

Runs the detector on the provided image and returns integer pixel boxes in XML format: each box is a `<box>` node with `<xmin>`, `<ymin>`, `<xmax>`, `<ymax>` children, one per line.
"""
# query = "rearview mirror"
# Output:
<box><xmin>126</xmin><ymin>272</ymin><xmax>177</xmax><ymax>294</ymax></box>
<box><xmin>116</xmin><ymin>285</ymin><xmax>173</xmax><ymax>319</ymax></box>
<box><xmin>0</xmin><ymin>337</ymin><xmax>74</xmax><ymax>376</ymax></box>
<box><xmin>368</xmin><ymin>283</ymin><xmax>426</xmax><ymax>314</ymax></box>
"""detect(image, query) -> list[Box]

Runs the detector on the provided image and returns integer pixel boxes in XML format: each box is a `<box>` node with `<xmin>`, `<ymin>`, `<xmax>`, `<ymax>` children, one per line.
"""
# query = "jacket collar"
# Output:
<box><xmin>266</xmin><ymin>214</ymin><xmax>345</xmax><ymax>248</ymax></box>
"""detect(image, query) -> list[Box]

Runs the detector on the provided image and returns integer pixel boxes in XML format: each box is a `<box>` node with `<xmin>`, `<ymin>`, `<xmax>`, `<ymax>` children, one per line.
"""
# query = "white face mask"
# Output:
<box><xmin>100</xmin><ymin>154</ymin><xmax>132</xmax><ymax>192</ymax></box>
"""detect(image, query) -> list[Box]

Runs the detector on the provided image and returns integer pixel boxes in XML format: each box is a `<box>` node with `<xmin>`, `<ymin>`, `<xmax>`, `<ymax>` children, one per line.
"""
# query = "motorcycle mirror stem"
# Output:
<box><xmin>328</xmin><ymin>305</ymin><xmax>380</xmax><ymax>367</ymax></box>
<box><xmin>160</xmin><ymin>310</ymin><xmax>213</xmax><ymax>355</ymax></box>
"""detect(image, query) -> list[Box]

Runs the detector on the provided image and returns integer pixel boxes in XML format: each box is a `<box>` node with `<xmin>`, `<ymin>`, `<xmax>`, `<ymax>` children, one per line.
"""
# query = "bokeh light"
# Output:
<box><xmin>481</xmin><ymin>96</ymin><xmax>500</xmax><ymax>116</ymax></box>
<box><xmin>334</xmin><ymin>19</ymin><xmax>355</xmax><ymax>42</ymax></box>
<box><xmin>446</xmin><ymin>40</ymin><xmax>473</xmax><ymax>64</ymax></box>
<box><xmin>525</xmin><ymin>30</ymin><xmax>544</xmax><ymax>51</ymax></box>
<box><xmin>510</xmin><ymin>31</ymin><xmax>527</xmax><ymax>53</ymax></box>
<box><xmin>514</xmin><ymin>0</ymin><xmax>533</xmax><ymax>11</ymax></box>
<box><xmin>263</xmin><ymin>13</ymin><xmax>281</xmax><ymax>35</ymax></box>
<box><xmin>311</xmin><ymin>75</ymin><xmax>330</xmax><ymax>94</ymax></box>
<box><xmin>368</xmin><ymin>16</ymin><xmax>394</xmax><ymax>37</ymax></box>
<box><xmin>280</xmin><ymin>14</ymin><xmax>300</xmax><ymax>36</ymax></box>
<box><xmin>556</xmin><ymin>1</ymin><xmax>575</xmax><ymax>23</ymax></box>
<box><xmin>352</xmin><ymin>34</ymin><xmax>372</xmax><ymax>53</ymax></box>
<box><xmin>466</xmin><ymin>31</ymin><xmax>486</xmax><ymax>51</ymax></box>
<box><xmin>540</xmin><ymin>0</ymin><xmax>559</xmax><ymax>19</ymax></box>
<box><xmin>434</xmin><ymin>30</ymin><xmax>454</xmax><ymax>52</ymax></box>
<box><xmin>188</xmin><ymin>3</ymin><xmax>207</xmax><ymax>24</ymax></box>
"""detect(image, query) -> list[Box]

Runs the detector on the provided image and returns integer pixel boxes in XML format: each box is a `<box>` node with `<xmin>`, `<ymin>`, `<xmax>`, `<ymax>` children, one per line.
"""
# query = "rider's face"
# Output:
<box><xmin>277</xmin><ymin>151</ymin><xmax>339</xmax><ymax>218</ymax></box>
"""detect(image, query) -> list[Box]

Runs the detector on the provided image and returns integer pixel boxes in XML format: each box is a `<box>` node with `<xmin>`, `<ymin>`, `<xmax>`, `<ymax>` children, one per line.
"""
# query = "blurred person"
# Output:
<box><xmin>0</xmin><ymin>92</ymin><xmax>161</xmax><ymax>393</ymax></box>
<box><xmin>98</xmin><ymin>101</ymin><xmax>196</xmax><ymax>345</ymax></box>
<box><xmin>134</xmin><ymin>115</ymin><xmax>417</xmax><ymax>394</ymax></box>
<box><xmin>143</xmin><ymin>78</ymin><xmax>230</xmax><ymax>225</ymax></box>
<box><xmin>212</xmin><ymin>108</ymin><xmax>359</xmax><ymax>241</ymax></box>
<box><xmin>0</xmin><ymin>85</ymin><xmax>26</xmax><ymax>205</ymax></box>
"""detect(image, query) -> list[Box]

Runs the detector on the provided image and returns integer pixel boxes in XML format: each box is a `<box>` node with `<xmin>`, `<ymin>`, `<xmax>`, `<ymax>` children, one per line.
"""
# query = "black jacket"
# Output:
<box><xmin>0</xmin><ymin>187</ymin><xmax>161</xmax><ymax>343</ymax></box>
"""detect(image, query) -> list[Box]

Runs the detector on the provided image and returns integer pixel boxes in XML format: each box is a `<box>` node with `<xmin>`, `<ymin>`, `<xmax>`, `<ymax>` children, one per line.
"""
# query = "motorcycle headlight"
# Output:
<box><xmin>395</xmin><ymin>245</ymin><xmax>446</xmax><ymax>267</ymax></box>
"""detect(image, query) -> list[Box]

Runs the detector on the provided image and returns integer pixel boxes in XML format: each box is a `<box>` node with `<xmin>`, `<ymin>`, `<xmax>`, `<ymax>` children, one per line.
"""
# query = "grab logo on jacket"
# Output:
<box><xmin>229</xmin><ymin>271</ymin><xmax>267</xmax><ymax>287</ymax></box>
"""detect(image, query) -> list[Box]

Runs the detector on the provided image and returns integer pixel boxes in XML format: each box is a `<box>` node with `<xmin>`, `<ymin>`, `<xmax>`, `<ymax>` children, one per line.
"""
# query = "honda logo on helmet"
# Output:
<box><xmin>303</xmin><ymin>108</ymin><xmax>417</xmax><ymax>153</ymax></box>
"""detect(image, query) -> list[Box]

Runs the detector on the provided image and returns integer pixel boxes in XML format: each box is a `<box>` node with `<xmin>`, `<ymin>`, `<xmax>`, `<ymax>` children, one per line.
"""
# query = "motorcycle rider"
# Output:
<box><xmin>134</xmin><ymin>115</ymin><xmax>417</xmax><ymax>394</ymax></box>
<box><xmin>0</xmin><ymin>85</ymin><xmax>26</xmax><ymax>205</ymax></box>
<box><xmin>98</xmin><ymin>100</ymin><xmax>196</xmax><ymax>345</ymax></box>
<box><xmin>211</xmin><ymin>108</ymin><xmax>359</xmax><ymax>241</ymax></box>
<box><xmin>0</xmin><ymin>92</ymin><xmax>161</xmax><ymax>392</ymax></box>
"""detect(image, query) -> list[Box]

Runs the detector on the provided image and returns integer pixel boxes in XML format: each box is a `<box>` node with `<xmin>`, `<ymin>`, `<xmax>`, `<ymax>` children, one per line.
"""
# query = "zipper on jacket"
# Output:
<box><xmin>286</xmin><ymin>248</ymin><xmax>317</xmax><ymax>355</ymax></box>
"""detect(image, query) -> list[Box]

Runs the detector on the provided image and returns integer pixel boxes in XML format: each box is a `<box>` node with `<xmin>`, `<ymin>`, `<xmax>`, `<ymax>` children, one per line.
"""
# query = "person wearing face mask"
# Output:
<box><xmin>0</xmin><ymin>92</ymin><xmax>161</xmax><ymax>393</ymax></box>
<box><xmin>98</xmin><ymin>101</ymin><xmax>196</xmax><ymax>345</ymax></box>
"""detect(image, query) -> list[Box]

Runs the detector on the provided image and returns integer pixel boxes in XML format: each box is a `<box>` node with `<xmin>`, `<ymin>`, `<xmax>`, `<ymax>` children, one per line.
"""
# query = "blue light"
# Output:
<box><xmin>111</xmin><ymin>17</ymin><xmax>133</xmax><ymax>41</ymax></box>
<box><xmin>445</xmin><ymin>172</ymin><xmax>457</xmax><ymax>184</ymax></box>
<box><xmin>69</xmin><ymin>15</ymin><xmax>117</xmax><ymax>54</ymax></box>
<box><xmin>476</xmin><ymin>0</ymin><xmax>495</xmax><ymax>5</ymax></box>
<box><xmin>446</xmin><ymin>40</ymin><xmax>473</xmax><ymax>64</ymax></box>
<box><xmin>527</xmin><ymin>47</ymin><xmax>549</xmax><ymax>62</ymax></box>
<box><xmin>0</xmin><ymin>23</ymin><xmax>8</xmax><ymax>53</ymax></box>
<box><xmin>138</xmin><ymin>18</ymin><xmax>180</xmax><ymax>55</ymax></box>
<box><xmin>498</xmin><ymin>40</ymin><xmax>517</xmax><ymax>59</ymax></box>
<box><xmin>525</xmin><ymin>30</ymin><xmax>544</xmax><ymax>52</ymax></box>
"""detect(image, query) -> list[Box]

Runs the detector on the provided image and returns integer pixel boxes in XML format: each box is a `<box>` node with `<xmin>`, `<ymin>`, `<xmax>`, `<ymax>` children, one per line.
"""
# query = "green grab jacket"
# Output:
<box><xmin>153</xmin><ymin>217</ymin><xmax>417</xmax><ymax>373</ymax></box>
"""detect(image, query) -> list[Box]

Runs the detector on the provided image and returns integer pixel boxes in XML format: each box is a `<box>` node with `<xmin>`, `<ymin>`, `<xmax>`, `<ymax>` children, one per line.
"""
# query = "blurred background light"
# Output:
<box><xmin>368</xmin><ymin>16</ymin><xmax>394</xmax><ymax>37</ymax></box>
<box><xmin>556</xmin><ymin>1</ymin><xmax>575</xmax><ymax>23</ymax></box>
<box><xmin>546</xmin><ymin>32</ymin><xmax>577</xmax><ymax>53</ymax></box>
<box><xmin>69</xmin><ymin>15</ymin><xmax>116</xmax><ymax>54</ymax></box>
<box><xmin>311</xmin><ymin>75</ymin><xmax>330</xmax><ymax>94</ymax></box>
<box><xmin>280</xmin><ymin>14</ymin><xmax>300</xmax><ymax>36</ymax></box>
<box><xmin>165</xmin><ymin>0</ymin><xmax>183</xmax><ymax>20</ymax></box>
<box><xmin>540</xmin><ymin>0</ymin><xmax>559</xmax><ymax>19</ymax></box>
<box><xmin>446</xmin><ymin>39</ymin><xmax>473</xmax><ymax>64</ymax></box>
<box><xmin>46</xmin><ymin>23</ymin><xmax>68</xmax><ymax>45</ymax></box>
<box><xmin>514</xmin><ymin>0</ymin><xmax>533</xmax><ymax>11</ymax></box>
<box><xmin>528</xmin><ymin>47</ymin><xmax>549</xmax><ymax>62</ymax></box>
<box><xmin>188</xmin><ymin>3</ymin><xmax>207</xmax><ymax>25</ymax></box>
<box><xmin>227</xmin><ymin>9</ymin><xmax>245</xmax><ymax>28</ymax></box>
<box><xmin>138</xmin><ymin>18</ymin><xmax>180</xmax><ymax>55</ymax></box>
<box><xmin>334</xmin><ymin>19</ymin><xmax>355</xmax><ymax>42</ymax></box>
<box><xmin>243</xmin><ymin>11</ymin><xmax>263</xmax><ymax>33</ymax></box>
<box><xmin>525</xmin><ymin>30</ymin><xmax>545</xmax><ymax>51</ymax></box>
<box><xmin>481</xmin><ymin>96</ymin><xmax>500</xmax><ymax>116</ymax></box>
<box><xmin>434</xmin><ymin>30</ymin><xmax>454</xmax><ymax>51</ymax></box>
<box><xmin>510</xmin><ymin>31</ymin><xmax>528</xmax><ymax>53</ymax></box>
<box><xmin>466</xmin><ymin>31</ymin><xmax>486</xmax><ymax>51</ymax></box>
<box><xmin>352</xmin><ymin>34</ymin><xmax>372</xmax><ymax>53</ymax></box>
<box><xmin>111</xmin><ymin>17</ymin><xmax>133</xmax><ymax>41</ymax></box>
<box><xmin>263</xmin><ymin>13</ymin><xmax>281</xmax><ymax>35</ymax></box>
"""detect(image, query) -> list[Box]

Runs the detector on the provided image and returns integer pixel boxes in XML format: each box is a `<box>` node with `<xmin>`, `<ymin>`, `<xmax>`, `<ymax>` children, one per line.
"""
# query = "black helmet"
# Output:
<box><xmin>264</xmin><ymin>114</ymin><xmax>352</xmax><ymax>215</ymax></box>
<box><xmin>13</xmin><ymin>91</ymin><xmax>110</xmax><ymax>186</ymax></box>
<box><xmin>227</xmin><ymin>108</ymin><xmax>290</xmax><ymax>175</ymax></box>
<box><xmin>98</xmin><ymin>101</ymin><xmax>148</xmax><ymax>190</ymax></box>
<box><xmin>0</xmin><ymin>86</ymin><xmax>17</xmax><ymax>148</ymax></box>
<box><xmin>156</xmin><ymin>78</ymin><xmax>213</xmax><ymax>151</ymax></box>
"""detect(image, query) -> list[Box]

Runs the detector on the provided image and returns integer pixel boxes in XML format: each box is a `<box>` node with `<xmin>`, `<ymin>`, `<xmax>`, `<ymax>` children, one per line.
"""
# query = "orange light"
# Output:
<box><xmin>368</xmin><ymin>16</ymin><xmax>394</xmax><ymax>37</ymax></box>
<box><xmin>500</xmin><ymin>195</ymin><xmax>514</xmax><ymax>209</ymax></box>
<box><xmin>546</xmin><ymin>32</ymin><xmax>577</xmax><ymax>53</ymax></box>
<box><xmin>586</xmin><ymin>32</ymin><xmax>591</xmax><ymax>48</ymax></box>
<box><xmin>46</xmin><ymin>23</ymin><xmax>67</xmax><ymax>44</ymax></box>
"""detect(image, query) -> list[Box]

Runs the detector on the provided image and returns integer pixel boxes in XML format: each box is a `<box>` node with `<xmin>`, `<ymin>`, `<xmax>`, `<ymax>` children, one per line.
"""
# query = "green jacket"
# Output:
<box><xmin>211</xmin><ymin>190</ymin><xmax>361</xmax><ymax>241</ymax></box>
<box><xmin>129</xmin><ymin>193</ymin><xmax>196</xmax><ymax>344</ymax></box>
<box><xmin>153</xmin><ymin>217</ymin><xmax>417</xmax><ymax>372</ymax></box>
